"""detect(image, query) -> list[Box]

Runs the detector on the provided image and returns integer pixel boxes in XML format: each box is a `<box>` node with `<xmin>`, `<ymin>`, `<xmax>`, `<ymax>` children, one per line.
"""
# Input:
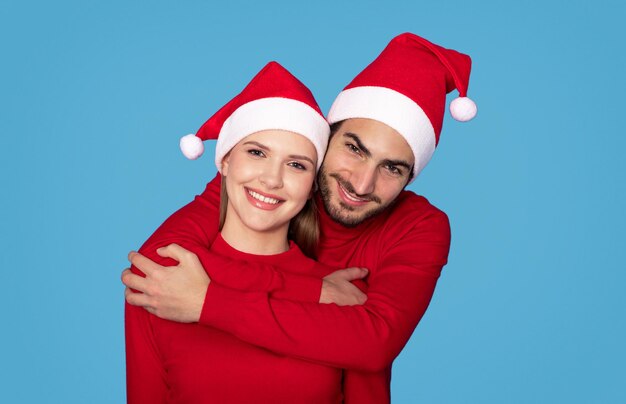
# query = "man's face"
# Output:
<box><xmin>318</xmin><ymin>118</ymin><xmax>415</xmax><ymax>227</ymax></box>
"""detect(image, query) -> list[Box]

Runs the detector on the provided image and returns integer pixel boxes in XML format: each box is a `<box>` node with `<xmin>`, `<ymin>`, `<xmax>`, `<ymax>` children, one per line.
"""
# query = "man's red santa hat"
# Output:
<box><xmin>327</xmin><ymin>32</ymin><xmax>477</xmax><ymax>180</ymax></box>
<box><xmin>180</xmin><ymin>61</ymin><xmax>329</xmax><ymax>171</ymax></box>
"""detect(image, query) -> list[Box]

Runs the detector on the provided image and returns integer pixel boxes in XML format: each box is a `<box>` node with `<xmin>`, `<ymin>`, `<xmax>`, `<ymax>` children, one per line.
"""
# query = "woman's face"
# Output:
<box><xmin>221</xmin><ymin>129</ymin><xmax>318</xmax><ymax>235</ymax></box>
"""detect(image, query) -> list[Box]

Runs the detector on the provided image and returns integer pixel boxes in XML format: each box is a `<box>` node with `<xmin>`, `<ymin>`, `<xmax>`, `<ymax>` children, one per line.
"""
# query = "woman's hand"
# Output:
<box><xmin>122</xmin><ymin>244</ymin><xmax>210</xmax><ymax>323</ymax></box>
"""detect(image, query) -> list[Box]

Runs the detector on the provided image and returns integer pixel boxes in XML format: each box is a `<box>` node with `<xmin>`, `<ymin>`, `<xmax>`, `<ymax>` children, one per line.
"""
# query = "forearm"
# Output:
<box><xmin>200</xmin><ymin>268</ymin><xmax>439</xmax><ymax>372</ymax></box>
<box><xmin>198</xmin><ymin>207</ymin><xmax>451</xmax><ymax>371</ymax></box>
<box><xmin>194</xmin><ymin>248</ymin><xmax>323</xmax><ymax>302</ymax></box>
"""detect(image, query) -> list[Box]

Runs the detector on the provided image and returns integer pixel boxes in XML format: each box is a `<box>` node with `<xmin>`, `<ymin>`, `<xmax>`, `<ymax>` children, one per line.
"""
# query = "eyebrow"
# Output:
<box><xmin>344</xmin><ymin>133</ymin><xmax>372</xmax><ymax>157</ymax></box>
<box><xmin>289</xmin><ymin>154</ymin><xmax>316</xmax><ymax>165</ymax></box>
<box><xmin>243</xmin><ymin>140</ymin><xmax>270</xmax><ymax>151</ymax></box>
<box><xmin>242</xmin><ymin>141</ymin><xmax>316</xmax><ymax>165</ymax></box>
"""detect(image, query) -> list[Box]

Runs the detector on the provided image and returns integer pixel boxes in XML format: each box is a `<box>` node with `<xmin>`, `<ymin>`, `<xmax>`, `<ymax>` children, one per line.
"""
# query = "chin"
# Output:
<box><xmin>243</xmin><ymin>219</ymin><xmax>281</xmax><ymax>233</ymax></box>
<box><xmin>324</xmin><ymin>202</ymin><xmax>367</xmax><ymax>227</ymax></box>
<box><xmin>325</xmin><ymin>198</ymin><xmax>390</xmax><ymax>228</ymax></box>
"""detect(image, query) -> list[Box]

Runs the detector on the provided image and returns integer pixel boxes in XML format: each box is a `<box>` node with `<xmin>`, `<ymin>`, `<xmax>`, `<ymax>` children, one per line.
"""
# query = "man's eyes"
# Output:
<box><xmin>384</xmin><ymin>164</ymin><xmax>403</xmax><ymax>176</ymax></box>
<box><xmin>346</xmin><ymin>143</ymin><xmax>360</xmax><ymax>154</ymax></box>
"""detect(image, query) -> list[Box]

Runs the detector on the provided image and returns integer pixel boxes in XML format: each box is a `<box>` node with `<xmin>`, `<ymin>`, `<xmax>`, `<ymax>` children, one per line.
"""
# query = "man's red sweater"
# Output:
<box><xmin>127</xmin><ymin>175</ymin><xmax>450</xmax><ymax>403</ymax></box>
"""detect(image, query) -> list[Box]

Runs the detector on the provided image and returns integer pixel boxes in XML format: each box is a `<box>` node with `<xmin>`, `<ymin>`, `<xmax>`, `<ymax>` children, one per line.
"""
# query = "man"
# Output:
<box><xmin>123</xmin><ymin>32</ymin><xmax>476</xmax><ymax>403</ymax></box>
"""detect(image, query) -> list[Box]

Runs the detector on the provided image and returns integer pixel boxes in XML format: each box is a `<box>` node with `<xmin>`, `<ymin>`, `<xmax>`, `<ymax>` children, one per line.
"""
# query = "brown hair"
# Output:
<box><xmin>219</xmin><ymin>177</ymin><xmax>319</xmax><ymax>259</ymax></box>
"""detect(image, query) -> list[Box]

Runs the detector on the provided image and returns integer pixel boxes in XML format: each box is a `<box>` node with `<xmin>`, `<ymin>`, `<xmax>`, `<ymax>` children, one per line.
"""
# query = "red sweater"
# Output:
<box><xmin>126</xmin><ymin>235</ymin><xmax>343</xmax><ymax>403</ymax></box>
<box><xmin>127</xmin><ymin>175</ymin><xmax>450</xmax><ymax>403</ymax></box>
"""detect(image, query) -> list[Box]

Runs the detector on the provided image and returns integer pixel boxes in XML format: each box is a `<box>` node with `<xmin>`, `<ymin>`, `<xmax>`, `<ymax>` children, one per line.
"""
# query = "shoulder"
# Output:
<box><xmin>385</xmin><ymin>191</ymin><xmax>450</xmax><ymax>236</ymax></box>
<box><xmin>376</xmin><ymin>191</ymin><xmax>451</xmax><ymax>267</ymax></box>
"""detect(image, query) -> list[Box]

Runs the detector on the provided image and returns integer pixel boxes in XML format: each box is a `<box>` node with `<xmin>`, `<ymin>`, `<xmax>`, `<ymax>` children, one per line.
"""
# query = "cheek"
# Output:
<box><xmin>223</xmin><ymin>173</ymin><xmax>237</xmax><ymax>192</ymax></box>
<box><xmin>285</xmin><ymin>174</ymin><xmax>315</xmax><ymax>202</ymax></box>
<box><xmin>377</xmin><ymin>180</ymin><xmax>405</xmax><ymax>203</ymax></box>
<box><xmin>225</xmin><ymin>155</ymin><xmax>261</xmax><ymax>181</ymax></box>
<box><xmin>324</xmin><ymin>149</ymin><xmax>358</xmax><ymax>172</ymax></box>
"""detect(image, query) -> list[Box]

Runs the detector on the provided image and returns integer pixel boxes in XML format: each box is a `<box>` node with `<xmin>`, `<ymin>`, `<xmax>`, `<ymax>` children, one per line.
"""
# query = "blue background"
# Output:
<box><xmin>1</xmin><ymin>0</ymin><xmax>624</xmax><ymax>402</ymax></box>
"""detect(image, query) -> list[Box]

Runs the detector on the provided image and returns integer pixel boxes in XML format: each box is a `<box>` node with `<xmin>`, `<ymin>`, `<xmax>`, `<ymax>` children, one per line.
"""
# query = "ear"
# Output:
<box><xmin>221</xmin><ymin>152</ymin><xmax>231</xmax><ymax>176</ymax></box>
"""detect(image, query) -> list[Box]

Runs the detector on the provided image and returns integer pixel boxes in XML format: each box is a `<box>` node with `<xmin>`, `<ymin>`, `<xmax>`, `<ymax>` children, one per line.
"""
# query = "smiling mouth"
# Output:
<box><xmin>336</xmin><ymin>181</ymin><xmax>373</xmax><ymax>208</ymax></box>
<box><xmin>246</xmin><ymin>188</ymin><xmax>283</xmax><ymax>205</ymax></box>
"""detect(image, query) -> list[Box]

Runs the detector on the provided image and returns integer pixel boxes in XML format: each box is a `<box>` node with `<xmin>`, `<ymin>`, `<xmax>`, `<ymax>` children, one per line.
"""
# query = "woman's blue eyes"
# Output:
<box><xmin>246</xmin><ymin>149</ymin><xmax>308</xmax><ymax>171</ymax></box>
<box><xmin>288</xmin><ymin>162</ymin><xmax>306</xmax><ymax>170</ymax></box>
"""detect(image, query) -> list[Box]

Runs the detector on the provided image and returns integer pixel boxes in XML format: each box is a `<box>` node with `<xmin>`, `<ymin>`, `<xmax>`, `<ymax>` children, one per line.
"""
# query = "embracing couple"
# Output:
<box><xmin>123</xmin><ymin>32</ymin><xmax>477</xmax><ymax>403</ymax></box>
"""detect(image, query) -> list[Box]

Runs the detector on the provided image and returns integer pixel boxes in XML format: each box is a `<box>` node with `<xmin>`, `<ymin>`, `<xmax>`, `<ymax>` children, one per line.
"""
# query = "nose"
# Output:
<box><xmin>350</xmin><ymin>165</ymin><xmax>376</xmax><ymax>196</ymax></box>
<box><xmin>259</xmin><ymin>162</ymin><xmax>284</xmax><ymax>189</ymax></box>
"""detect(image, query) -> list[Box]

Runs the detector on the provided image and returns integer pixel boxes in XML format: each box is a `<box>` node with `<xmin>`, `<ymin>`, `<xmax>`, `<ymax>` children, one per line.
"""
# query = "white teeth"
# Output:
<box><xmin>340</xmin><ymin>184</ymin><xmax>366</xmax><ymax>202</ymax></box>
<box><xmin>248</xmin><ymin>190</ymin><xmax>280</xmax><ymax>204</ymax></box>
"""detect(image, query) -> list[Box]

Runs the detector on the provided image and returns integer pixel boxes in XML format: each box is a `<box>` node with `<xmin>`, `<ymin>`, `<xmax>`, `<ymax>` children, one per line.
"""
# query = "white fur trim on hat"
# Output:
<box><xmin>215</xmin><ymin>97</ymin><xmax>330</xmax><ymax>172</ymax></box>
<box><xmin>327</xmin><ymin>86</ymin><xmax>436</xmax><ymax>179</ymax></box>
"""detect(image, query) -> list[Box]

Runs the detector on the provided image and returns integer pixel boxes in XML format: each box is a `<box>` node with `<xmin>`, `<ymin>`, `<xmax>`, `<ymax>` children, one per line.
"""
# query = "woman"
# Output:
<box><xmin>125</xmin><ymin>62</ymin><xmax>343</xmax><ymax>403</ymax></box>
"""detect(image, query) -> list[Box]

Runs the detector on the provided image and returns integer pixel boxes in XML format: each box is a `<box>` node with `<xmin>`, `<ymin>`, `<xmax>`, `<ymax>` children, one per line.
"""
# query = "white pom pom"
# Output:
<box><xmin>450</xmin><ymin>97</ymin><xmax>477</xmax><ymax>122</ymax></box>
<box><xmin>180</xmin><ymin>134</ymin><xmax>204</xmax><ymax>160</ymax></box>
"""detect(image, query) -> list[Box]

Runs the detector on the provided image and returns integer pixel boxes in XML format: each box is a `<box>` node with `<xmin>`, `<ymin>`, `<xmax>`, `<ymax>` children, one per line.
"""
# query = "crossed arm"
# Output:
<box><xmin>124</xmin><ymin>176</ymin><xmax>369</xmax><ymax>402</ymax></box>
<box><xmin>123</xmin><ymin>245</ymin><xmax>368</xmax><ymax>322</ymax></box>
<box><xmin>123</xmin><ymin>176</ymin><xmax>450</xmax><ymax>372</ymax></box>
<box><xmin>123</xmin><ymin>175</ymin><xmax>367</xmax><ymax>322</ymax></box>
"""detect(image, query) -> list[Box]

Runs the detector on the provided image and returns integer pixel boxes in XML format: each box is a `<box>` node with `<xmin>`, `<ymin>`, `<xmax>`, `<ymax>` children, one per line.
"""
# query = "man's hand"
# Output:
<box><xmin>320</xmin><ymin>267</ymin><xmax>368</xmax><ymax>306</ymax></box>
<box><xmin>122</xmin><ymin>244</ymin><xmax>210</xmax><ymax>323</ymax></box>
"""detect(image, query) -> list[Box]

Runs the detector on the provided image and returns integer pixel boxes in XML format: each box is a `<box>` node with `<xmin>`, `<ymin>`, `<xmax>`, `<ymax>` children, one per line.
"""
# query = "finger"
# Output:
<box><xmin>121</xmin><ymin>271</ymin><xmax>149</xmax><ymax>293</ymax></box>
<box><xmin>345</xmin><ymin>287</ymin><xmax>368</xmax><ymax>306</ymax></box>
<box><xmin>125</xmin><ymin>288</ymin><xmax>153</xmax><ymax>309</ymax></box>
<box><xmin>128</xmin><ymin>251</ymin><xmax>162</xmax><ymax>275</ymax></box>
<box><xmin>344</xmin><ymin>282</ymin><xmax>368</xmax><ymax>305</ymax></box>
<box><xmin>120</xmin><ymin>268</ymin><xmax>132</xmax><ymax>282</ymax></box>
<box><xmin>157</xmin><ymin>243</ymin><xmax>197</xmax><ymax>265</ymax></box>
<box><xmin>337</xmin><ymin>267</ymin><xmax>369</xmax><ymax>281</ymax></box>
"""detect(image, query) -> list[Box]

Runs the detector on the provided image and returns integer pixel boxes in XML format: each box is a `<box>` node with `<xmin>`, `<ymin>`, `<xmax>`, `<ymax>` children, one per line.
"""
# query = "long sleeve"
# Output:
<box><xmin>134</xmin><ymin>174</ymin><xmax>322</xmax><ymax>302</ymax></box>
<box><xmin>125</xmin><ymin>302</ymin><xmax>168</xmax><ymax>403</ymax></box>
<box><xmin>199</xmin><ymin>205</ymin><xmax>451</xmax><ymax>372</ymax></box>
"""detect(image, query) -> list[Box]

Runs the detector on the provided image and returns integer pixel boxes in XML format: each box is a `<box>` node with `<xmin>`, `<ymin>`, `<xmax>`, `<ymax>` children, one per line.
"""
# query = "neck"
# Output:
<box><xmin>221</xmin><ymin>213</ymin><xmax>290</xmax><ymax>256</ymax></box>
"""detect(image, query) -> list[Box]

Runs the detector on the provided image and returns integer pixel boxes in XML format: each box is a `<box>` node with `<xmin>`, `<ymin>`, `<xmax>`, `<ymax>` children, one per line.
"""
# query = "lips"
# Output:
<box><xmin>336</xmin><ymin>181</ymin><xmax>370</xmax><ymax>207</ymax></box>
<box><xmin>245</xmin><ymin>187</ymin><xmax>284</xmax><ymax>210</ymax></box>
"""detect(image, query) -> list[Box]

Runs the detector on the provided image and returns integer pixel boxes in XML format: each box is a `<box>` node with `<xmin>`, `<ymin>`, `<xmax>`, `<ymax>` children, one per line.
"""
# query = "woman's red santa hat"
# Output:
<box><xmin>327</xmin><ymin>32</ymin><xmax>477</xmax><ymax>180</ymax></box>
<box><xmin>180</xmin><ymin>61</ymin><xmax>330</xmax><ymax>171</ymax></box>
